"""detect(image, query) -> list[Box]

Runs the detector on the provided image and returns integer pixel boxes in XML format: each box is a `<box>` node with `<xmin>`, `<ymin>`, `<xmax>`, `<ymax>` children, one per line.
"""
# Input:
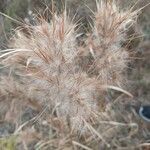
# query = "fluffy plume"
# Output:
<box><xmin>86</xmin><ymin>0</ymin><xmax>138</xmax><ymax>86</ymax></box>
<box><xmin>0</xmin><ymin>11</ymin><xmax>102</xmax><ymax>132</ymax></box>
<box><xmin>0</xmin><ymin>1</ymin><xmax>144</xmax><ymax>149</ymax></box>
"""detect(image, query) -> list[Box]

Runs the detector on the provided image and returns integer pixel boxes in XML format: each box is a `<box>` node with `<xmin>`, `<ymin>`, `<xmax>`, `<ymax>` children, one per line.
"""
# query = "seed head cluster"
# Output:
<box><xmin>0</xmin><ymin>1</ymin><xmax>138</xmax><ymax>135</ymax></box>
<box><xmin>87</xmin><ymin>1</ymin><xmax>137</xmax><ymax>86</ymax></box>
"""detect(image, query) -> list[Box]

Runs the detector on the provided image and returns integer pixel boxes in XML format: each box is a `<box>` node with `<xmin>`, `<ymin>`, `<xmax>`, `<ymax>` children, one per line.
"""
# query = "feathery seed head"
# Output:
<box><xmin>94</xmin><ymin>0</ymin><xmax>137</xmax><ymax>47</ymax></box>
<box><xmin>1</xmin><ymin>12</ymin><xmax>80</xmax><ymax>81</ymax></box>
<box><xmin>1</xmin><ymin>12</ymin><xmax>101</xmax><ymax>133</ymax></box>
<box><xmin>86</xmin><ymin>0</ymin><xmax>138</xmax><ymax>86</ymax></box>
<box><xmin>0</xmin><ymin>1</ymin><xmax>142</xmax><ymax>145</ymax></box>
<box><xmin>29</xmin><ymin>72</ymin><xmax>100</xmax><ymax>132</ymax></box>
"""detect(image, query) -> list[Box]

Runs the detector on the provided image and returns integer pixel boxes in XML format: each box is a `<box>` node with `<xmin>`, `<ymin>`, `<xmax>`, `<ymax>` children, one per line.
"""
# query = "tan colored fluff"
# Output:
<box><xmin>0</xmin><ymin>1</ymin><xmax>143</xmax><ymax>148</ymax></box>
<box><xmin>1</xmin><ymin>12</ymin><xmax>102</xmax><ymax>132</ymax></box>
<box><xmin>86</xmin><ymin>1</ymin><xmax>138</xmax><ymax>86</ymax></box>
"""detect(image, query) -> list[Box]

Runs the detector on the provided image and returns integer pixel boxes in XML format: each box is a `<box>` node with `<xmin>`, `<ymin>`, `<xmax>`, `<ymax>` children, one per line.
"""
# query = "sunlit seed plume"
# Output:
<box><xmin>86</xmin><ymin>0</ymin><xmax>138</xmax><ymax>86</ymax></box>
<box><xmin>0</xmin><ymin>1</ymin><xmax>147</xmax><ymax>148</ymax></box>
<box><xmin>0</xmin><ymin>11</ymin><xmax>102</xmax><ymax>133</ymax></box>
<box><xmin>43</xmin><ymin>73</ymin><xmax>99</xmax><ymax>132</ymax></box>
<box><xmin>1</xmin><ymin>11</ymin><xmax>78</xmax><ymax>75</ymax></box>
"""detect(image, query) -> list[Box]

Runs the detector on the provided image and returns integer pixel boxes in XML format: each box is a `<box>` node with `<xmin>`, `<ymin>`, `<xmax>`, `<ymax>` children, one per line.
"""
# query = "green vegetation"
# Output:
<box><xmin>0</xmin><ymin>136</ymin><xmax>17</xmax><ymax>150</ymax></box>
<box><xmin>4</xmin><ymin>0</ymin><xmax>28</xmax><ymax>32</ymax></box>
